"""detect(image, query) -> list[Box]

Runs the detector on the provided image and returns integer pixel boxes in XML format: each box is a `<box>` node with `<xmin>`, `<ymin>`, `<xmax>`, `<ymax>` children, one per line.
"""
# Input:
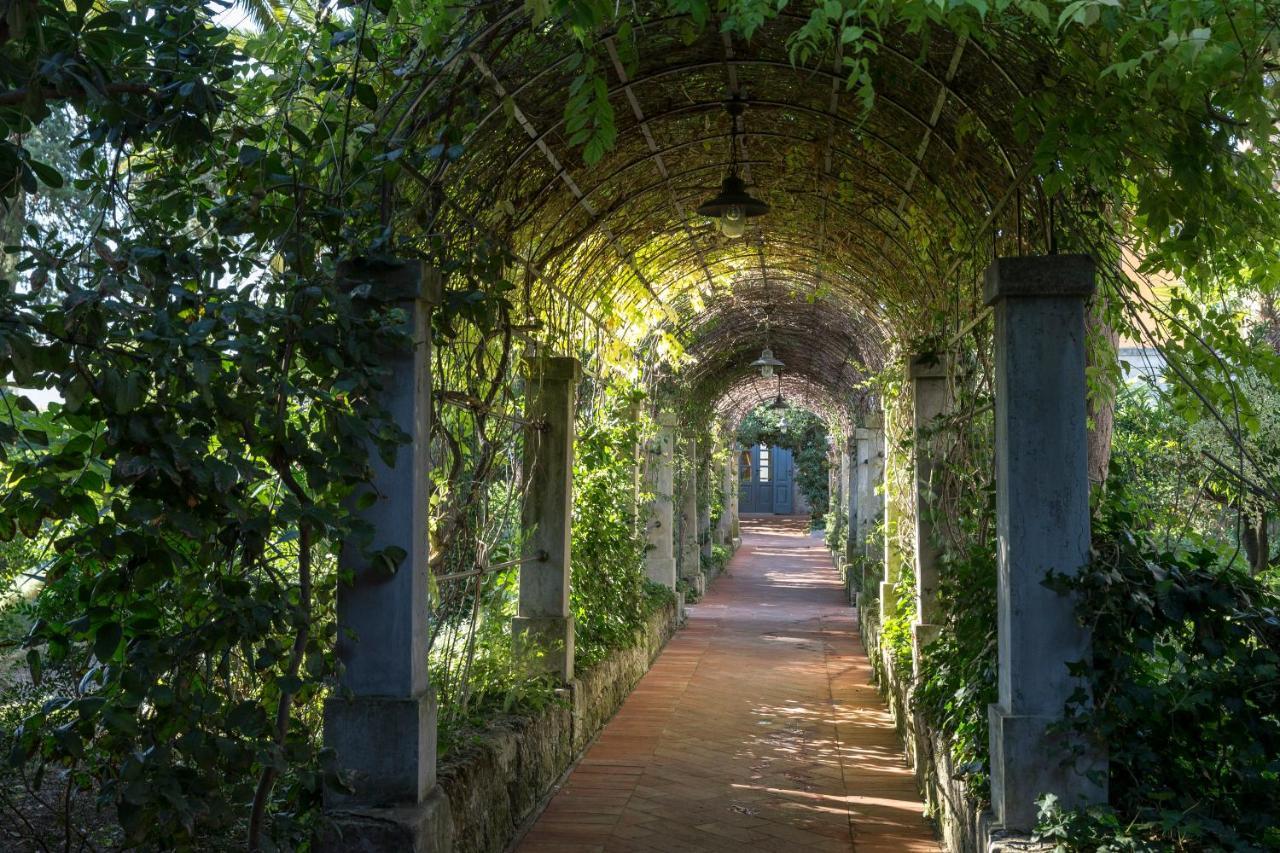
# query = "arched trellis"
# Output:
<box><xmin>309</xmin><ymin>1</ymin><xmax>1275</xmax><ymax>847</ymax></box>
<box><xmin>710</xmin><ymin>372</ymin><xmax>858</xmax><ymax>431</ymax></box>
<box><xmin>394</xmin><ymin>3</ymin><xmax>1057</xmax><ymax>381</ymax></box>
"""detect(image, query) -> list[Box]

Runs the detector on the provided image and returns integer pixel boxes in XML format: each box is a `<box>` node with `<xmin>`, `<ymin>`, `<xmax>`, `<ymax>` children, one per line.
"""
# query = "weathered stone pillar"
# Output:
<box><xmin>880</xmin><ymin>407</ymin><xmax>905</xmax><ymax>623</ymax></box>
<box><xmin>827</xmin><ymin>447</ymin><xmax>838</xmax><ymax>529</ymax></box>
<box><xmin>834</xmin><ymin>438</ymin><xmax>855</xmax><ymax>563</ymax></box>
<box><xmin>841</xmin><ymin>435</ymin><xmax>856</xmax><ymax>566</ymax></box>
<box><xmin>698</xmin><ymin>450</ymin><xmax>713</xmax><ymax>565</ymax></box>
<box><xmin>323</xmin><ymin>261</ymin><xmax>452</xmax><ymax>850</ymax></box>
<box><xmin>716</xmin><ymin>448</ymin><xmax>734</xmax><ymax>547</ymax></box>
<box><xmin>643</xmin><ymin>412</ymin><xmax>678</xmax><ymax>590</ymax></box>
<box><xmin>909</xmin><ymin>354</ymin><xmax>952</xmax><ymax>674</ymax></box>
<box><xmin>855</xmin><ymin>415</ymin><xmax>884</xmax><ymax>553</ymax></box>
<box><xmin>626</xmin><ymin>399</ymin><xmax>642</xmax><ymax>537</ymax></box>
<box><xmin>512</xmin><ymin>356</ymin><xmax>579</xmax><ymax>682</ymax></box>
<box><xmin>729</xmin><ymin>445</ymin><xmax>742</xmax><ymax>548</ymax></box>
<box><xmin>855</xmin><ymin>416</ymin><xmax>884</xmax><ymax>601</ymax></box>
<box><xmin>678</xmin><ymin>436</ymin><xmax>703</xmax><ymax>596</ymax></box>
<box><xmin>985</xmin><ymin>255</ymin><xmax>1106</xmax><ymax>832</ymax></box>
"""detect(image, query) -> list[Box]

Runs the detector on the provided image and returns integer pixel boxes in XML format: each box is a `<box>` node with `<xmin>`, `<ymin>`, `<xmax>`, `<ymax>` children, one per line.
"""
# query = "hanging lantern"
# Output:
<box><xmin>697</xmin><ymin>174</ymin><xmax>768</xmax><ymax>239</ymax></box>
<box><xmin>750</xmin><ymin>346</ymin><xmax>784</xmax><ymax>379</ymax></box>
<box><xmin>697</xmin><ymin>100</ymin><xmax>769</xmax><ymax>239</ymax></box>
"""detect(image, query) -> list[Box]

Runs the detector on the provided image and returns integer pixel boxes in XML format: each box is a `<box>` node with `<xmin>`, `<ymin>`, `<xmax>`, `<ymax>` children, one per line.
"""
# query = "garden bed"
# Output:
<box><xmin>437</xmin><ymin>599</ymin><xmax>678</xmax><ymax>853</ymax></box>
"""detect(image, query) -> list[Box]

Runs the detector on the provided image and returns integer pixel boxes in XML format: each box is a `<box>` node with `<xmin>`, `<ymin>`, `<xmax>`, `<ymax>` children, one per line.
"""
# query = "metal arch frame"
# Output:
<box><xmin>466</xmin><ymin>50</ymin><xmax>668</xmax><ymax>308</ymax></box>
<box><xmin>603</xmin><ymin>35</ymin><xmax>719</xmax><ymax>297</ymax></box>
<box><xmin>674</xmin><ymin>300</ymin><xmax>878</xmax><ymax>367</ymax></box>
<box><xmin>669</xmin><ymin>287</ymin><xmax>889</xmax><ymax>347</ymax></box>
<box><xmin>534</xmin><ymin>171</ymin><xmax>936</xmax><ymax>302</ymax></box>
<box><xmin>454</xmin><ymin>107</ymin><xmax>970</xmax><ymax>263</ymax></box>
<box><xmin>489</xmin><ymin>99</ymin><xmax>989</xmax><ymax>288</ymax></box>
<box><xmin>709</xmin><ymin>373</ymin><xmax>857</xmax><ymax>427</ymax></box>
<box><xmin>453</xmin><ymin>24</ymin><xmax>1019</xmax><ymax>181</ymax></box>
<box><xmin>434</xmin><ymin>85</ymin><xmax>1000</xmax><ymax>328</ymax></box>
<box><xmin>610</xmin><ymin>247</ymin><xmax>906</xmax><ymax>325</ymax></box>
<box><xmin>506</xmin><ymin>127</ymin><xmax>970</xmax><ymax>246</ymax></box>
<box><xmin>555</xmin><ymin>240</ymin><xmax>905</xmax><ymax>327</ymax></box>
<box><xmin>503</xmin><ymin>98</ymin><xmax>988</xmax><ymax>212</ymax></box>
<box><xmin>394</xmin><ymin>4</ymin><xmax>1040</xmax><ymax>360</ymax></box>
<box><xmin>522</xmin><ymin>180</ymin><xmax>921</xmax><ymax>317</ymax></box>
<box><xmin>407</xmin><ymin>4</ymin><xmax>1029</xmax><ymax>254</ymax></box>
<box><xmin>631</xmin><ymin>228</ymin><xmax>932</xmax><ymax>308</ymax></box>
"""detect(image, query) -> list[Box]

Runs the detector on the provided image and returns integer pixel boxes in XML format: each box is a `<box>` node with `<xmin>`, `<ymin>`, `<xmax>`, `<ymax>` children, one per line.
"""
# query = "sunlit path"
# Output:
<box><xmin>514</xmin><ymin>517</ymin><xmax>937</xmax><ymax>853</ymax></box>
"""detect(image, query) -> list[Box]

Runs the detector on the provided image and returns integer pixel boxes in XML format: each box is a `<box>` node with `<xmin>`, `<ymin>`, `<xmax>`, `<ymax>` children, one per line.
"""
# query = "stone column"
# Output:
<box><xmin>880</xmin><ymin>408</ymin><xmax>905</xmax><ymax>624</ymax></box>
<box><xmin>698</xmin><ymin>449</ymin><xmax>713</xmax><ymax>565</ymax></box>
<box><xmin>909</xmin><ymin>354</ymin><xmax>952</xmax><ymax>674</ymax></box>
<box><xmin>626</xmin><ymin>399</ymin><xmax>642</xmax><ymax>537</ymax></box>
<box><xmin>827</xmin><ymin>447</ymin><xmax>838</xmax><ymax>530</ymax></box>
<box><xmin>716</xmin><ymin>449</ymin><xmax>734</xmax><ymax>547</ymax></box>
<box><xmin>323</xmin><ymin>261</ymin><xmax>451</xmax><ymax>849</ymax></box>
<box><xmin>729</xmin><ymin>447</ymin><xmax>742</xmax><ymax>548</ymax></box>
<box><xmin>855</xmin><ymin>416</ymin><xmax>884</xmax><ymax>601</ymax></box>
<box><xmin>643</xmin><ymin>412</ymin><xmax>678</xmax><ymax>590</ymax></box>
<box><xmin>678</xmin><ymin>436</ymin><xmax>703</xmax><ymax>596</ymax></box>
<box><xmin>512</xmin><ymin>356</ymin><xmax>579</xmax><ymax>682</ymax></box>
<box><xmin>985</xmin><ymin>255</ymin><xmax>1106</xmax><ymax>832</ymax></box>
<box><xmin>841</xmin><ymin>436</ymin><xmax>856</xmax><ymax>566</ymax></box>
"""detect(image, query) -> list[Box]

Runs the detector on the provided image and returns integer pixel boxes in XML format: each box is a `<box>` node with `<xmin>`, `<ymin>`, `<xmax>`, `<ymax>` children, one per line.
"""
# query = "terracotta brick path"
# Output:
<box><xmin>514</xmin><ymin>516</ymin><xmax>938</xmax><ymax>853</ymax></box>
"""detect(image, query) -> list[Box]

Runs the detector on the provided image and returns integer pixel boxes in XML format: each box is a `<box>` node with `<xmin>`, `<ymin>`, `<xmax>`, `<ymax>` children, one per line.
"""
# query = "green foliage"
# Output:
<box><xmin>572</xmin><ymin>394</ymin><xmax>670</xmax><ymax>667</ymax></box>
<box><xmin>1039</xmin><ymin>484</ymin><xmax>1280</xmax><ymax>851</ymax></box>
<box><xmin>676</xmin><ymin>576</ymin><xmax>702</xmax><ymax>604</ymax></box>
<box><xmin>914</xmin><ymin>542</ymin><xmax>998</xmax><ymax>803</ymax></box>
<box><xmin>825</xmin><ymin>505</ymin><xmax>847</xmax><ymax>553</ymax></box>
<box><xmin>880</xmin><ymin>563</ymin><xmax>914</xmax><ymax>676</ymax></box>
<box><xmin>429</xmin><ymin>564</ymin><xmax>559</xmax><ymax>758</ymax></box>
<box><xmin>703</xmin><ymin>543</ymin><xmax>730</xmax><ymax>576</ymax></box>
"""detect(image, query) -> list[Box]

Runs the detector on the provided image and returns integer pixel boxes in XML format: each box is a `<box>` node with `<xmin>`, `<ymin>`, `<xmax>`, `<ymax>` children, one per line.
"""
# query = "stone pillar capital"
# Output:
<box><xmin>984</xmin><ymin>254</ymin><xmax>1096</xmax><ymax>304</ymax></box>
<box><xmin>337</xmin><ymin>258</ymin><xmax>442</xmax><ymax>306</ymax></box>
<box><xmin>524</xmin><ymin>354</ymin><xmax>582</xmax><ymax>383</ymax></box>
<box><xmin>907</xmin><ymin>352</ymin><xmax>950</xmax><ymax>380</ymax></box>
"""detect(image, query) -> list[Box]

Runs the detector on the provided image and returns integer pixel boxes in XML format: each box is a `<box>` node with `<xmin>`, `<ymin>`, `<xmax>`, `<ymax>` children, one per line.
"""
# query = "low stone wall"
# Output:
<box><xmin>857</xmin><ymin>606</ymin><xmax>1038</xmax><ymax>853</ymax></box>
<box><xmin>437</xmin><ymin>600</ymin><xmax>678</xmax><ymax>853</ymax></box>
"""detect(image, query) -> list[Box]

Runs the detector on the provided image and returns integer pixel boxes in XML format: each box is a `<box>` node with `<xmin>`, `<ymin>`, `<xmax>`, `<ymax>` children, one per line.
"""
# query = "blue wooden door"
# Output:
<box><xmin>772</xmin><ymin>447</ymin><xmax>794</xmax><ymax>513</ymax></box>
<box><xmin>737</xmin><ymin>444</ymin><xmax>794</xmax><ymax>514</ymax></box>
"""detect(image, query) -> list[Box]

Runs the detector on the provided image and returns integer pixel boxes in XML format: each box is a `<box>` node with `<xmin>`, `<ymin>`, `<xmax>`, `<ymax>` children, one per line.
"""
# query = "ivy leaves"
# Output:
<box><xmin>565</xmin><ymin>52</ymin><xmax>617</xmax><ymax>166</ymax></box>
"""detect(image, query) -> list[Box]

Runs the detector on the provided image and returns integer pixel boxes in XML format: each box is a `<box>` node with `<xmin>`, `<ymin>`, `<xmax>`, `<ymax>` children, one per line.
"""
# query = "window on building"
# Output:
<box><xmin>739</xmin><ymin>449</ymin><xmax>752</xmax><ymax>482</ymax></box>
<box><xmin>758</xmin><ymin>443</ymin><xmax>771</xmax><ymax>483</ymax></box>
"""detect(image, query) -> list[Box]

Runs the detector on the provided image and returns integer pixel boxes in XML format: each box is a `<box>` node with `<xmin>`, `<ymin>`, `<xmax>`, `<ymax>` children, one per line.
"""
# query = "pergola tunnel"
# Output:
<box><xmin>326</xmin><ymin>252</ymin><xmax>1100</xmax><ymax>850</ymax></box>
<box><xmin>2</xmin><ymin>1</ymin><xmax>1279</xmax><ymax>852</ymax></box>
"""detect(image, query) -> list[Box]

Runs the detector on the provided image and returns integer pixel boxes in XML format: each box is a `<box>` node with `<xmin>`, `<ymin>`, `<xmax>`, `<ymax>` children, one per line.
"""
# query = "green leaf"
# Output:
<box><xmin>94</xmin><ymin>622</ymin><xmax>123</xmax><ymax>661</ymax></box>
<box><xmin>26</xmin><ymin>649</ymin><xmax>42</xmax><ymax>686</ymax></box>
<box><xmin>27</xmin><ymin>160</ymin><xmax>63</xmax><ymax>189</ymax></box>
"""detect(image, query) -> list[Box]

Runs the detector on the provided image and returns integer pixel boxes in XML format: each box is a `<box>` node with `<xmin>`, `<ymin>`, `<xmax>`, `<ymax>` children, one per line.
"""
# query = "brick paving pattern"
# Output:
<box><xmin>515</xmin><ymin>516</ymin><xmax>939</xmax><ymax>853</ymax></box>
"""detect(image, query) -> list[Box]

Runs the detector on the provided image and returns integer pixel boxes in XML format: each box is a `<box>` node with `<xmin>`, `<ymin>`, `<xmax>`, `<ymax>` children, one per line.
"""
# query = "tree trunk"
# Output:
<box><xmin>1243</xmin><ymin>512</ymin><xmax>1270</xmax><ymax>576</ymax></box>
<box><xmin>0</xmin><ymin>188</ymin><xmax>26</xmax><ymax>292</ymax></box>
<box><xmin>1086</xmin><ymin>298</ymin><xmax>1120</xmax><ymax>491</ymax></box>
